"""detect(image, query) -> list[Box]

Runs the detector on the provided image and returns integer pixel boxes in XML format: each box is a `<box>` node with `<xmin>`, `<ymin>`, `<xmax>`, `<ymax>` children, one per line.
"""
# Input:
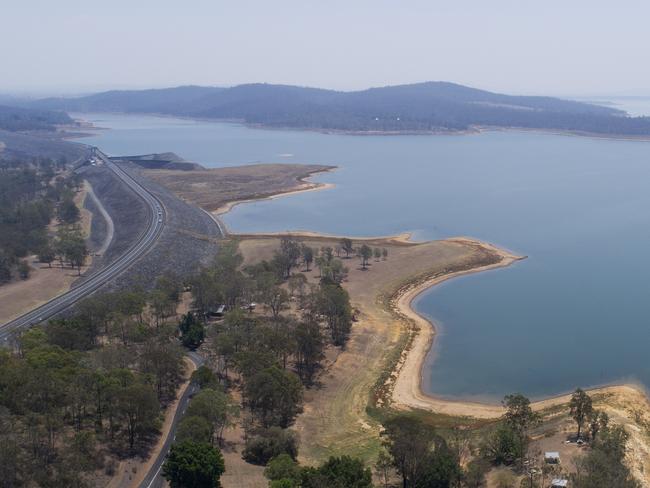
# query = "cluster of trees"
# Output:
<box><xmin>0</xmin><ymin>157</ymin><xmax>85</xmax><ymax>283</ymax></box>
<box><xmin>0</xmin><ymin>105</ymin><xmax>73</xmax><ymax>132</ymax></box>
<box><xmin>163</xmin><ymin>440</ymin><xmax>225</xmax><ymax>488</ymax></box>
<box><xmin>0</xmin><ymin>275</ymin><xmax>195</xmax><ymax>486</ymax></box>
<box><xmin>32</xmin><ymin>82</ymin><xmax>650</xmax><ymax>136</ymax></box>
<box><xmin>476</xmin><ymin>389</ymin><xmax>638</xmax><ymax>487</ymax></box>
<box><xmin>0</xmin><ymin>323</ymin><xmax>183</xmax><ymax>486</ymax></box>
<box><xmin>316</xmin><ymin>238</ymin><xmax>388</xmax><ymax>273</ymax></box>
<box><xmin>186</xmin><ymin>240</ymin><xmax>355</xmax><ymax>475</ymax></box>
<box><xmin>163</xmin><ymin>366</ymin><xmax>237</xmax><ymax>488</ymax></box>
<box><xmin>265</xmin><ymin>453</ymin><xmax>373</xmax><ymax>488</ymax></box>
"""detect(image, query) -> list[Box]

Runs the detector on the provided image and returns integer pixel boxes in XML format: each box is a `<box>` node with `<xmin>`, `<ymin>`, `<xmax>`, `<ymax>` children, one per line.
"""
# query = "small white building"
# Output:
<box><xmin>551</xmin><ymin>479</ymin><xmax>568</xmax><ymax>488</ymax></box>
<box><xmin>544</xmin><ymin>451</ymin><xmax>560</xmax><ymax>464</ymax></box>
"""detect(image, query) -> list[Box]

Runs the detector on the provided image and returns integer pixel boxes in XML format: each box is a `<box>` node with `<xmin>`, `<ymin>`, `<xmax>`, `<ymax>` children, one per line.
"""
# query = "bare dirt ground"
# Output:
<box><xmin>136</xmin><ymin>162</ymin><xmax>650</xmax><ymax>485</ymax></box>
<box><xmin>484</xmin><ymin>386</ymin><xmax>650</xmax><ymax>487</ymax></box>
<box><xmin>236</xmin><ymin>234</ymin><xmax>509</xmax><ymax>465</ymax></box>
<box><xmin>236</xmin><ymin>233</ymin><xmax>650</xmax><ymax>486</ymax></box>
<box><xmin>0</xmin><ymin>258</ymin><xmax>87</xmax><ymax>324</ymax></box>
<box><xmin>141</xmin><ymin>163</ymin><xmax>335</xmax><ymax>212</ymax></box>
<box><xmin>0</xmin><ymin>183</ymin><xmax>93</xmax><ymax>324</ymax></box>
<box><xmin>219</xmin><ymin>421</ymin><xmax>266</xmax><ymax>488</ymax></box>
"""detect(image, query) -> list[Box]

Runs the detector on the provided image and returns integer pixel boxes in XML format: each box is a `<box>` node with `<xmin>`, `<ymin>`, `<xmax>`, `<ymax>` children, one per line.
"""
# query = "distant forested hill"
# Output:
<box><xmin>25</xmin><ymin>82</ymin><xmax>650</xmax><ymax>136</ymax></box>
<box><xmin>0</xmin><ymin>105</ymin><xmax>72</xmax><ymax>131</ymax></box>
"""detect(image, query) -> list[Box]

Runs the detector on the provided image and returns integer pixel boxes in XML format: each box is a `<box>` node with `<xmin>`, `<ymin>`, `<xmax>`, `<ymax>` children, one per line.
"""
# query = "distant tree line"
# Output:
<box><xmin>0</xmin><ymin>156</ymin><xmax>87</xmax><ymax>284</ymax></box>
<box><xmin>0</xmin><ymin>105</ymin><xmax>72</xmax><ymax>132</ymax></box>
<box><xmin>0</xmin><ymin>278</ymin><xmax>192</xmax><ymax>486</ymax></box>
<box><xmin>26</xmin><ymin>82</ymin><xmax>650</xmax><ymax>137</ymax></box>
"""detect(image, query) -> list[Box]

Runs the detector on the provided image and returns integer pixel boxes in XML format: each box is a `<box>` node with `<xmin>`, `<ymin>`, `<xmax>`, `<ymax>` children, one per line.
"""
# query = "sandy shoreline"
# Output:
<box><xmin>390</xmin><ymin>239</ymin><xmax>523</xmax><ymax>418</ymax></box>
<box><xmin>216</xmin><ymin>195</ymin><xmax>650</xmax><ymax>482</ymax></box>
<box><xmin>389</xmin><ymin>238</ymin><xmax>650</xmax><ymax>418</ymax></box>
<box><xmin>211</xmin><ymin>167</ymin><xmax>336</xmax><ymax>233</ymax></box>
<box><xmin>213</xmin><ymin>181</ymin><xmax>335</xmax><ymax>217</ymax></box>
<box><xmin>212</xmin><ymin>181</ymin><xmax>650</xmax><ymax>418</ymax></box>
<box><xmin>196</xmin><ymin>155</ymin><xmax>650</xmax><ymax>423</ymax></box>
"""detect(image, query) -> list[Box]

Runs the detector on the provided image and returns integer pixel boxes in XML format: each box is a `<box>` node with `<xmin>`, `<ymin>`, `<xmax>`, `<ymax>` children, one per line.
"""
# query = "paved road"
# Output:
<box><xmin>0</xmin><ymin>149</ymin><xmax>167</xmax><ymax>341</ymax></box>
<box><xmin>1</xmin><ymin>149</ymin><xmax>214</xmax><ymax>486</ymax></box>
<box><xmin>139</xmin><ymin>351</ymin><xmax>205</xmax><ymax>488</ymax></box>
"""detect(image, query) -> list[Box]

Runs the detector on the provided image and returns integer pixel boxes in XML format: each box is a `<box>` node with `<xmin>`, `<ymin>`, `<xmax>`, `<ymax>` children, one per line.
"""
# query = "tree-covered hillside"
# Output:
<box><xmin>0</xmin><ymin>105</ymin><xmax>72</xmax><ymax>131</ymax></box>
<box><xmin>25</xmin><ymin>81</ymin><xmax>650</xmax><ymax>136</ymax></box>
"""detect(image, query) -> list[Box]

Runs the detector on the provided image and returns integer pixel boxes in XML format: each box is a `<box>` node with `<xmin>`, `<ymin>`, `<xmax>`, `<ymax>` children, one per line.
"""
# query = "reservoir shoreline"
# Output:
<box><xmin>214</xmin><ymin>180</ymin><xmax>650</xmax><ymax>415</ymax></box>
<box><xmin>74</xmin><ymin>113</ymin><xmax>650</xmax><ymax>408</ymax></box>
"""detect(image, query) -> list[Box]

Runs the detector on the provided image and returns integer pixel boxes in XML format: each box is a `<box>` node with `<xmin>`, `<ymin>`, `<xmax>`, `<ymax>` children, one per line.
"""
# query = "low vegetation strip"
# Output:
<box><xmin>141</xmin><ymin>163</ymin><xmax>335</xmax><ymax>213</ymax></box>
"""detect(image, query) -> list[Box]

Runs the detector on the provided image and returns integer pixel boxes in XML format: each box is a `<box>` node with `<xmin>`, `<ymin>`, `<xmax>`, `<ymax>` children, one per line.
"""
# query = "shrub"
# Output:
<box><xmin>242</xmin><ymin>427</ymin><xmax>298</xmax><ymax>465</ymax></box>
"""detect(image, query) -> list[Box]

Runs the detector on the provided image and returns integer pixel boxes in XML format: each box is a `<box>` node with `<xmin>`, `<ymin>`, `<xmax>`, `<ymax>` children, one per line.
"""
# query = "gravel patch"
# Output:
<box><xmin>74</xmin><ymin>161</ymin><xmax>221</xmax><ymax>295</ymax></box>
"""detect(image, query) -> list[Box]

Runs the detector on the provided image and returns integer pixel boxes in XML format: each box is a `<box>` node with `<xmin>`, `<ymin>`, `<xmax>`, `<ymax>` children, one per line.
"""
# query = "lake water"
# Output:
<box><xmin>73</xmin><ymin>112</ymin><xmax>650</xmax><ymax>402</ymax></box>
<box><xmin>582</xmin><ymin>96</ymin><xmax>650</xmax><ymax>117</ymax></box>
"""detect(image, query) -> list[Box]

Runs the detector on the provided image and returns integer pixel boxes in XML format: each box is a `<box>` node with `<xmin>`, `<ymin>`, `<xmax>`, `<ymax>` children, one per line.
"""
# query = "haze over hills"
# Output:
<box><xmin>0</xmin><ymin>105</ymin><xmax>72</xmax><ymax>132</ymax></box>
<box><xmin>20</xmin><ymin>81</ymin><xmax>650</xmax><ymax>136</ymax></box>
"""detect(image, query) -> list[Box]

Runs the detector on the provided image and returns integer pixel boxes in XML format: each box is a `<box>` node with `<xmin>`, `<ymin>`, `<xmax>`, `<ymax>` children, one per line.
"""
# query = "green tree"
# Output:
<box><xmin>57</xmin><ymin>196</ymin><xmax>80</xmax><ymax>224</ymax></box>
<box><xmin>163</xmin><ymin>440</ymin><xmax>225</xmax><ymax>488</ymax></box>
<box><xmin>182</xmin><ymin>322</ymin><xmax>205</xmax><ymax>350</ymax></box>
<box><xmin>191</xmin><ymin>366</ymin><xmax>220</xmax><ymax>390</ymax></box>
<box><xmin>116</xmin><ymin>382</ymin><xmax>160</xmax><ymax>449</ymax></box>
<box><xmin>288</xmin><ymin>273</ymin><xmax>308</xmax><ymax>298</ymax></box>
<box><xmin>301</xmin><ymin>455</ymin><xmax>373</xmax><ymax>488</ymax></box>
<box><xmin>358</xmin><ymin>244</ymin><xmax>372</xmax><ymax>269</ymax></box>
<box><xmin>588</xmin><ymin>410</ymin><xmax>608</xmax><ymax>441</ymax></box>
<box><xmin>179</xmin><ymin>312</ymin><xmax>206</xmax><ymax>350</ymax></box>
<box><xmin>481</xmin><ymin>423</ymin><xmax>522</xmax><ymax>466</ymax></box>
<box><xmin>502</xmin><ymin>393</ymin><xmax>538</xmax><ymax>468</ymax></box>
<box><xmin>276</xmin><ymin>238</ymin><xmax>302</xmax><ymax>279</ymax></box>
<box><xmin>56</xmin><ymin>229</ymin><xmax>87</xmax><ymax>274</ymax></box>
<box><xmin>264</xmin><ymin>453</ymin><xmax>301</xmax><ymax>483</ymax></box>
<box><xmin>140</xmin><ymin>341</ymin><xmax>185</xmax><ymax>401</ymax></box>
<box><xmin>569</xmin><ymin>388</ymin><xmax>593</xmax><ymax>440</ymax></box>
<box><xmin>242</xmin><ymin>427</ymin><xmax>299</xmax><ymax>465</ymax></box>
<box><xmin>383</xmin><ymin>415</ymin><xmax>453</xmax><ymax>488</ymax></box>
<box><xmin>38</xmin><ymin>244</ymin><xmax>56</xmax><ymax>268</ymax></box>
<box><xmin>301</xmin><ymin>244</ymin><xmax>314</xmax><ymax>271</ymax></box>
<box><xmin>572</xmin><ymin>424</ymin><xmax>639</xmax><ymax>488</ymax></box>
<box><xmin>294</xmin><ymin>321</ymin><xmax>324</xmax><ymax>384</ymax></box>
<box><xmin>177</xmin><ymin>415</ymin><xmax>213</xmax><ymax>444</ymax></box>
<box><xmin>262</xmin><ymin>285</ymin><xmax>290</xmax><ymax>319</ymax></box>
<box><xmin>186</xmin><ymin>388</ymin><xmax>237</xmax><ymax>444</ymax></box>
<box><xmin>244</xmin><ymin>366</ymin><xmax>303</xmax><ymax>428</ymax></box>
<box><xmin>317</xmin><ymin>284</ymin><xmax>352</xmax><ymax>346</ymax></box>
<box><xmin>340</xmin><ymin>238</ymin><xmax>354</xmax><ymax>258</ymax></box>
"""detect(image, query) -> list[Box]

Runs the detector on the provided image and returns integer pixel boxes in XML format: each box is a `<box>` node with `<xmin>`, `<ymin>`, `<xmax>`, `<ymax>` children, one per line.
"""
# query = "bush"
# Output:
<box><xmin>176</xmin><ymin>415</ymin><xmax>213</xmax><ymax>444</ymax></box>
<box><xmin>162</xmin><ymin>441</ymin><xmax>225</xmax><ymax>488</ymax></box>
<box><xmin>301</xmin><ymin>455</ymin><xmax>373</xmax><ymax>488</ymax></box>
<box><xmin>481</xmin><ymin>423</ymin><xmax>523</xmax><ymax>466</ymax></box>
<box><xmin>264</xmin><ymin>454</ymin><xmax>301</xmax><ymax>482</ymax></box>
<box><xmin>242</xmin><ymin>427</ymin><xmax>298</xmax><ymax>465</ymax></box>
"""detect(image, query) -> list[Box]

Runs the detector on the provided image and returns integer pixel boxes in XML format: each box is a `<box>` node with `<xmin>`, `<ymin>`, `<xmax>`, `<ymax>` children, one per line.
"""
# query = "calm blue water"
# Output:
<box><xmin>581</xmin><ymin>96</ymin><xmax>650</xmax><ymax>117</ymax></box>
<box><xmin>73</xmin><ymin>112</ymin><xmax>650</xmax><ymax>402</ymax></box>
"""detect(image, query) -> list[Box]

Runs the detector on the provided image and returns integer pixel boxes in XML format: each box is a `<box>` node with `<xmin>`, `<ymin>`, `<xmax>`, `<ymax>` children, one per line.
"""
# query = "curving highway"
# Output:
<box><xmin>0</xmin><ymin>149</ymin><xmax>167</xmax><ymax>341</ymax></box>
<box><xmin>139</xmin><ymin>351</ymin><xmax>205</xmax><ymax>488</ymax></box>
<box><xmin>1</xmin><ymin>149</ymin><xmax>214</xmax><ymax>486</ymax></box>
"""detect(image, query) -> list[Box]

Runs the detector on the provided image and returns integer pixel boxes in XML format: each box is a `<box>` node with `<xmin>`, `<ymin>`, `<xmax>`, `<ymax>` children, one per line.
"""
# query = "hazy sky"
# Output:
<box><xmin>3</xmin><ymin>0</ymin><xmax>650</xmax><ymax>96</ymax></box>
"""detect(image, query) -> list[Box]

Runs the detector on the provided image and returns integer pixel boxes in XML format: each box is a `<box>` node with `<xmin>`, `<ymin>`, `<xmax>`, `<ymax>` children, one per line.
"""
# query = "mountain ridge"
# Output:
<box><xmin>23</xmin><ymin>81</ymin><xmax>650</xmax><ymax>136</ymax></box>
